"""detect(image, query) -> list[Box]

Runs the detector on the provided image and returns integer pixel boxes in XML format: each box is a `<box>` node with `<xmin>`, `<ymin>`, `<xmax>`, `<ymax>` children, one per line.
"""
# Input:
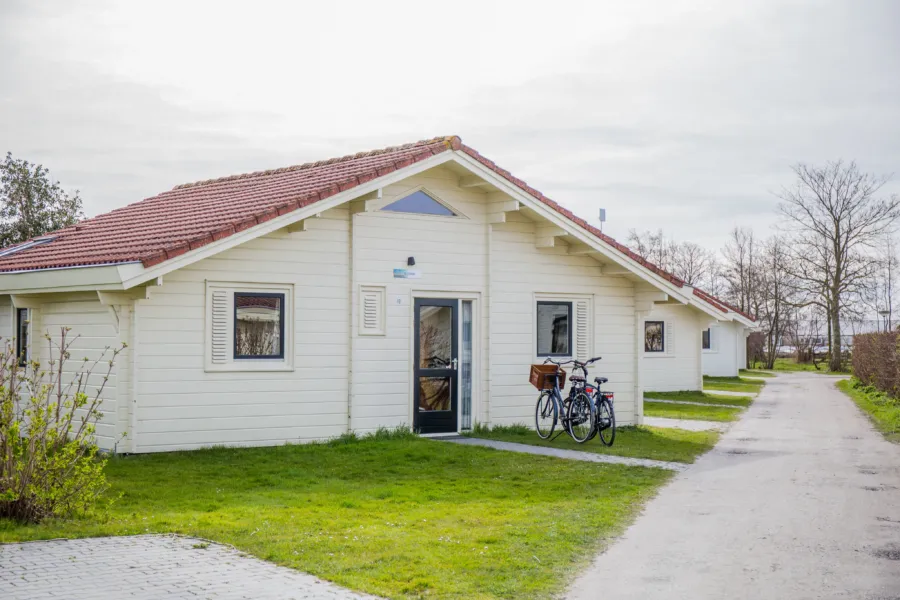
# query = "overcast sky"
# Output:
<box><xmin>2</xmin><ymin>0</ymin><xmax>898</xmax><ymax>250</ymax></box>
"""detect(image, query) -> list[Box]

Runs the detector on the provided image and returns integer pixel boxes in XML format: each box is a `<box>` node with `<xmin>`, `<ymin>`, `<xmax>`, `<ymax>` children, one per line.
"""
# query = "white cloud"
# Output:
<box><xmin>2</xmin><ymin>0</ymin><xmax>898</xmax><ymax>252</ymax></box>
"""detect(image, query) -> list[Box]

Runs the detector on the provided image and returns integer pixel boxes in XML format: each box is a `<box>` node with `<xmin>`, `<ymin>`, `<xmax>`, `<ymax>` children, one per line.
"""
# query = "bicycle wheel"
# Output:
<box><xmin>535</xmin><ymin>390</ymin><xmax>557</xmax><ymax>439</ymax></box>
<box><xmin>566</xmin><ymin>391</ymin><xmax>596</xmax><ymax>443</ymax></box>
<box><xmin>596</xmin><ymin>397</ymin><xmax>616</xmax><ymax>446</ymax></box>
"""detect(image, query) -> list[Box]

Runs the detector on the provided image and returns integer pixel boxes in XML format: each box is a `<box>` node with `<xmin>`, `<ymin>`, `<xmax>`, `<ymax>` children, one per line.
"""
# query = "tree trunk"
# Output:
<box><xmin>829</xmin><ymin>295</ymin><xmax>842</xmax><ymax>372</ymax></box>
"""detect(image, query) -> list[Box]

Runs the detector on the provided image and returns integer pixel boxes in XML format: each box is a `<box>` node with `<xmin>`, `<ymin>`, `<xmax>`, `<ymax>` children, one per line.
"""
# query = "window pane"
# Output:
<box><xmin>461</xmin><ymin>300</ymin><xmax>473</xmax><ymax>430</ymax></box>
<box><xmin>537</xmin><ymin>302</ymin><xmax>571</xmax><ymax>356</ymax></box>
<box><xmin>419</xmin><ymin>377</ymin><xmax>451</xmax><ymax>411</ymax></box>
<box><xmin>381</xmin><ymin>190</ymin><xmax>456</xmax><ymax>216</ymax></box>
<box><xmin>645</xmin><ymin>321</ymin><xmax>664</xmax><ymax>352</ymax></box>
<box><xmin>235</xmin><ymin>294</ymin><xmax>283</xmax><ymax>358</ymax></box>
<box><xmin>702</xmin><ymin>328</ymin><xmax>711</xmax><ymax>350</ymax></box>
<box><xmin>419</xmin><ymin>305</ymin><xmax>453</xmax><ymax>368</ymax></box>
<box><xmin>17</xmin><ymin>308</ymin><xmax>28</xmax><ymax>366</ymax></box>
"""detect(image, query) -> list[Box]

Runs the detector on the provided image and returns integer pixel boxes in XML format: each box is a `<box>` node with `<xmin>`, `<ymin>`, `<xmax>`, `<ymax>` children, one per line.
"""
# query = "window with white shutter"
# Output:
<box><xmin>534</xmin><ymin>294</ymin><xmax>592</xmax><ymax>359</ymax></box>
<box><xmin>205</xmin><ymin>281</ymin><xmax>293</xmax><ymax>372</ymax></box>
<box><xmin>359</xmin><ymin>285</ymin><xmax>386</xmax><ymax>336</ymax></box>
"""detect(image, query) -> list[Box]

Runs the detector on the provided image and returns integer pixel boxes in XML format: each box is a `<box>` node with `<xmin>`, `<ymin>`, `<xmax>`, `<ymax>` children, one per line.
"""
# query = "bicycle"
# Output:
<box><xmin>534</xmin><ymin>357</ymin><xmax>600</xmax><ymax>443</ymax></box>
<box><xmin>585</xmin><ymin>373</ymin><xmax>616</xmax><ymax>447</ymax></box>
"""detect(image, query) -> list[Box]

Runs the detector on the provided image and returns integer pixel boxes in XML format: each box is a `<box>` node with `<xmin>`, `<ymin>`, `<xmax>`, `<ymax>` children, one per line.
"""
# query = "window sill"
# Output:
<box><xmin>205</xmin><ymin>362</ymin><xmax>294</xmax><ymax>373</ymax></box>
<box><xmin>643</xmin><ymin>353</ymin><xmax>674</xmax><ymax>359</ymax></box>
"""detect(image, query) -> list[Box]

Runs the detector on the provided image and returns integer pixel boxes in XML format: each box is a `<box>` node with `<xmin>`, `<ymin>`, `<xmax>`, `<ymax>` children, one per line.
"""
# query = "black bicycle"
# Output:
<box><xmin>587</xmin><ymin>374</ymin><xmax>616</xmax><ymax>447</ymax></box>
<box><xmin>535</xmin><ymin>357</ymin><xmax>599</xmax><ymax>443</ymax></box>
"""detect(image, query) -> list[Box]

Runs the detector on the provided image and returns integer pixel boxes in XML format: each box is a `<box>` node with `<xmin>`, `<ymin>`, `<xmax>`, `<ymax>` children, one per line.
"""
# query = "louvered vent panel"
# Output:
<box><xmin>359</xmin><ymin>286</ymin><xmax>385</xmax><ymax>335</ymax></box>
<box><xmin>210</xmin><ymin>289</ymin><xmax>230</xmax><ymax>364</ymax></box>
<box><xmin>575</xmin><ymin>299</ymin><xmax>590</xmax><ymax>361</ymax></box>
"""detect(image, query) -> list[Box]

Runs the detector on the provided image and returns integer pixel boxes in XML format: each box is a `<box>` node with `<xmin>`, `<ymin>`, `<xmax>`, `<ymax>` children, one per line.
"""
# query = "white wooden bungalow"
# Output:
<box><xmin>0</xmin><ymin>136</ymin><xmax>741</xmax><ymax>452</ymax></box>
<box><xmin>641</xmin><ymin>294</ymin><xmax>756</xmax><ymax>392</ymax></box>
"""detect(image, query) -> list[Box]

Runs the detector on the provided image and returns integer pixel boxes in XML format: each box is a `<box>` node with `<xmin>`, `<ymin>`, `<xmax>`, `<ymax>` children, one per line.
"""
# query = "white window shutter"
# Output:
<box><xmin>359</xmin><ymin>285</ymin><xmax>385</xmax><ymax>336</ymax></box>
<box><xmin>574</xmin><ymin>299</ymin><xmax>591</xmax><ymax>360</ymax></box>
<box><xmin>666</xmin><ymin>321</ymin><xmax>675</xmax><ymax>355</ymax></box>
<box><xmin>210</xmin><ymin>289</ymin><xmax>230</xmax><ymax>364</ymax></box>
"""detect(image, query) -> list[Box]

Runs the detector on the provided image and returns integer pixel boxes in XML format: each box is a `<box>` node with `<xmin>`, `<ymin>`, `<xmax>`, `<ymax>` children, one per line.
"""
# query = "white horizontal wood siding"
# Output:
<box><xmin>490</xmin><ymin>212</ymin><xmax>638</xmax><ymax>426</ymax></box>
<box><xmin>134</xmin><ymin>207</ymin><xmax>350</xmax><ymax>452</ymax></box>
<box><xmin>642</xmin><ymin>303</ymin><xmax>704</xmax><ymax>392</ymax></box>
<box><xmin>350</xmin><ymin>167</ymin><xmax>489</xmax><ymax>432</ymax></box>
<box><xmin>702</xmin><ymin>321</ymin><xmax>748</xmax><ymax>377</ymax></box>
<box><xmin>34</xmin><ymin>292</ymin><xmax>122</xmax><ymax>451</ymax></box>
<box><xmin>0</xmin><ymin>295</ymin><xmax>12</xmax><ymax>344</ymax></box>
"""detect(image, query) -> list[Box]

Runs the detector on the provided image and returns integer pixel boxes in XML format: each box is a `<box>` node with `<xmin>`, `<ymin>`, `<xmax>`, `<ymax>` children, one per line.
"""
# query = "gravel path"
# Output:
<box><xmin>0</xmin><ymin>535</ymin><xmax>381</xmax><ymax>600</ymax></box>
<box><xmin>568</xmin><ymin>372</ymin><xmax>900</xmax><ymax>600</ymax></box>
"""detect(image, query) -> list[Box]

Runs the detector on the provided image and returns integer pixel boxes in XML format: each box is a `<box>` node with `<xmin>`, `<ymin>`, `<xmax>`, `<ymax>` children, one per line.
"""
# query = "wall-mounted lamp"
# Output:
<box><xmin>407</xmin><ymin>256</ymin><xmax>416</xmax><ymax>266</ymax></box>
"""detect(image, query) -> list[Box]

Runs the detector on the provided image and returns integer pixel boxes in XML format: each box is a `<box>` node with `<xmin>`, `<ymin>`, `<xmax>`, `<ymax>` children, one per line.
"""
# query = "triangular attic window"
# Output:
<box><xmin>380</xmin><ymin>190</ymin><xmax>456</xmax><ymax>216</ymax></box>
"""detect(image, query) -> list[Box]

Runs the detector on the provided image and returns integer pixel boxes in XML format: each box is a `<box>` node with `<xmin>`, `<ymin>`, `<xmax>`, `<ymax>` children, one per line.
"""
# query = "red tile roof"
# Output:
<box><xmin>0</xmin><ymin>135</ymin><xmax>753</xmax><ymax>321</ymax></box>
<box><xmin>0</xmin><ymin>137</ymin><xmax>455</xmax><ymax>273</ymax></box>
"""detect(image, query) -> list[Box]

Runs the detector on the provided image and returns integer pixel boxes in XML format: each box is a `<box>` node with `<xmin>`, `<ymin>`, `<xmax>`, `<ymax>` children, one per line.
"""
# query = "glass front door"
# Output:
<box><xmin>414</xmin><ymin>298</ymin><xmax>458</xmax><ymax>433</ymax></box>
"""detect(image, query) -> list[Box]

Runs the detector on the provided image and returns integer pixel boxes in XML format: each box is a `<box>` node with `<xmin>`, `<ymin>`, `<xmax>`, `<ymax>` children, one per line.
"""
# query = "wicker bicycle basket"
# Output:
<box><xmin>529</xmin><ymin>364</ymin><xmax>566</xmax><ymax>391</ymax></box>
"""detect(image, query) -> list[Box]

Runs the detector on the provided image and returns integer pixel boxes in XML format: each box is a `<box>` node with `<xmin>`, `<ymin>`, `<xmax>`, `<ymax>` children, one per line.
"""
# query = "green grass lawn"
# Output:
<box><xmin>702</xmin><ymin>375</ymin><xmax>764</xmax><ymax>394</ymax></box>
<box><xmin>739</xmin><ymin>369</ymin><xmax>775</xmax><ymax>378</ymax></box>
<box><xmin>769</xmin><ymin>358</ymin><xmax>828</xmax><ymax>372</ymax></box>
<box><xmin>0</xmin><ymin>433</ymin><xmax>673</xmax><ymax>599</ymax></box>
<box><xmin>643</xmin><ymin>400</ymin><xmax>743</xmax><ymax>422</ymax></box>
<box><xmin>469</xmin><ymin>424</ymin><xmax>720</xmax><ymax>464</ymax></box>
<box><xmin>836</xmin><ymin>378</ymin><xmax>900</xmax><ymax>444</ymax></box>
<box><xmin>644</xmin><ymin>390</ymin><xmax>753</xmax><ymax>408</ymax></box>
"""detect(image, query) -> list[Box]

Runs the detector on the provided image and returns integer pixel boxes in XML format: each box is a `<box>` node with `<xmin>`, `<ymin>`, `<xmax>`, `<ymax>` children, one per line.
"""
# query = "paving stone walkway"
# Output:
<box><xmin>642</xmin><ymin>416</ymin><xmax>727</xmax><ymax>431</ymax></box>
<box><xmin>646</xmin><ymin>398</ymin><xmax>743</xmax><ymax>409</ymax></box>
<box><xmin>700</xmin><ymin>388</ymin><xmax>757</xmax><ymax>397</ymax></box>
<box><xmin>439</xmin><ymin>436</ymin><xmax>686</xmax><ymax>471</ymax></box>
<box><xmin>0</xmin><ymin>535</ymin><xmax>380</xmax><ymax>600</ymax></box>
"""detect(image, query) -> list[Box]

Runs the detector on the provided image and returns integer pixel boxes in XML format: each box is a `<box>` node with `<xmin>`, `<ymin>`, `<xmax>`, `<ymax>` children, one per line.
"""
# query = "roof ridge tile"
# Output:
<box><xmin>172</xmin><ymin>136</ymin><xmax>457</xmax><ymax>190</ymax></box>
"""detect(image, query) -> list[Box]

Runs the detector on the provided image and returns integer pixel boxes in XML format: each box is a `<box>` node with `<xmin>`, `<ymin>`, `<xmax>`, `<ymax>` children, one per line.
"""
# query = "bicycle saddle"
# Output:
<box><xmin>594</xmin><ymin>377</ymin><xmax>608</xmax><ymax>385</ymax></box>
<box><xmin>569</xmin><ymin>375</ymin><xmax>586</xmax><ymax>382</ymax></box>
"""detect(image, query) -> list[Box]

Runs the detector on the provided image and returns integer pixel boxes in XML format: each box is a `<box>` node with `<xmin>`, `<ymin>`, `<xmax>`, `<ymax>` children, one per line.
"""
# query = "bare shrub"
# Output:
<box><xmin>852</xmin><ymin>332</ymin><xmax>900</xmax><ymax>397</ymax></box>
<box><xmin>0</xmin><ymin>327</ymin><xmax>123</xmax><ymax>523</ymax></box>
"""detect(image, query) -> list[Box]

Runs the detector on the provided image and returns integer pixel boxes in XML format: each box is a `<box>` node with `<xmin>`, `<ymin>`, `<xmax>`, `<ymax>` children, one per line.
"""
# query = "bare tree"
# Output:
<box><xmin>778</xmin><ymin>160</ymin><xmax>900</xmax><ymax>371</ymax></box>
<box><xmin>863</xmin><ymin>235</ymin><xmax>899</xmax><ymax>329</ymax></box>
<box><xmin>626</xmin><ymin>229</ymin><xmax>676</xmax><ymax>271</ymax></box>
<box><xmin>626</xmin><ymin>229</ymin><xmax>718</xmax><ymax>289</ymax></box>
<box><xmin>670</xmin><ymin>241</ymin><xmax>716</xmax><ymax>287</ymax></box>
<box><xmin>757</xmin><ymin>236</ymin><xmax>795</xmax><ymax>369</ymax></box>
<box><xmin>721</xmin><ymin>227</ymin><xmax>759</xmax><ymax>314</ymax></box>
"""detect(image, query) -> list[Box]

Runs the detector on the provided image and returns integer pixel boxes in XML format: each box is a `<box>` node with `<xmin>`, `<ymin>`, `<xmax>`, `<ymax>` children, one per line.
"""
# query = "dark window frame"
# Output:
<box><xmin>16</xmin><ymin>307</ymin><xmax>28</xmax><ymax>367</ymax></box>
<box><xmin>380</xmin><ymin>189</ymin><xmax>457</xmax><ymax>217</ymax></box>
<box><xmin>233</xmin><ymin>292</ymin><xmax>286</xmax><ymax>360</ymax></box>
<box><xmin>644</xmin><ymin>320</ymin><xmax>665</xmax><ymax>353</ymax></box>
<box><xmin>702</xmin><ymin>328</ymin><xmax>711</xmax><ymax>350</ymax></box>
<box><xmin>536</xmin><ymin>301</ymin><xmax>573</xmax><ymax>357</ymax></box>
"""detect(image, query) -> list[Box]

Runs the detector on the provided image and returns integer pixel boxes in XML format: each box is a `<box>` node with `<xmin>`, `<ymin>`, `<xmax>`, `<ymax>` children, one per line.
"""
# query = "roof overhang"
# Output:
<box><xmin>0</xmin><ymin>147</ymin><xmax>742</xmax><ymax>321</ymax></box>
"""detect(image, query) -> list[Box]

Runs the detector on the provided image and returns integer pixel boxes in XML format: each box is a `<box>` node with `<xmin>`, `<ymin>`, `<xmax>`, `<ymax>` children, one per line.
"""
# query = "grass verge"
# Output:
<box><xmin>767</xmin><ymin>358</ymin><xmax>832</xmax><ymax>372</ymax></box>
<box><xmin>0</xmin><ymin>431</ymin><xmax>672</xmax><ymax>600</ymax></box>
<box><xmin>643</xmin><ymin>400</ymin><xmax>742</xmax><ymax>422</ymax></box>
<box><xmin>703</xmin><ymin>375</ymin><xmax>764</xmax><ymax>394</ymax></box>
<box><xmin>468</xmin><ymin>424</ymin><xmax>720</xmax><ymax>464</ymax></box>
<box><xmin>739</xmin><ymin>369</ymin><xmax>775</xmax><ymax>378</ymax></box>
<box><xmin>644</xmin><ymin>390</ymin><xmax>753</xmax><ymax>408</ymax></box>
<box><xmin>836</xmin><ymin>378</ymin><xmax>900</xmax><ymax>443</ymax></box>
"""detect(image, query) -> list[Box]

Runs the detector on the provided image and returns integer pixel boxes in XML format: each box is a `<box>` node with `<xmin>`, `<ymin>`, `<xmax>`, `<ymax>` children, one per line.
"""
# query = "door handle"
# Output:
<box><xmin>451</xmin><ymin>358</ymin><xmax>458</xmax><ymax>370</ymax></box>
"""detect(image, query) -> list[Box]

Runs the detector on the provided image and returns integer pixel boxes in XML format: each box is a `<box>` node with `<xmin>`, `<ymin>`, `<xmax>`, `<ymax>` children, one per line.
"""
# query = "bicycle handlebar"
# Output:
<box><xmin>543</xmin><ymin>356</ymin><xmax>602</xmax><ymax>377</ymax></box>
